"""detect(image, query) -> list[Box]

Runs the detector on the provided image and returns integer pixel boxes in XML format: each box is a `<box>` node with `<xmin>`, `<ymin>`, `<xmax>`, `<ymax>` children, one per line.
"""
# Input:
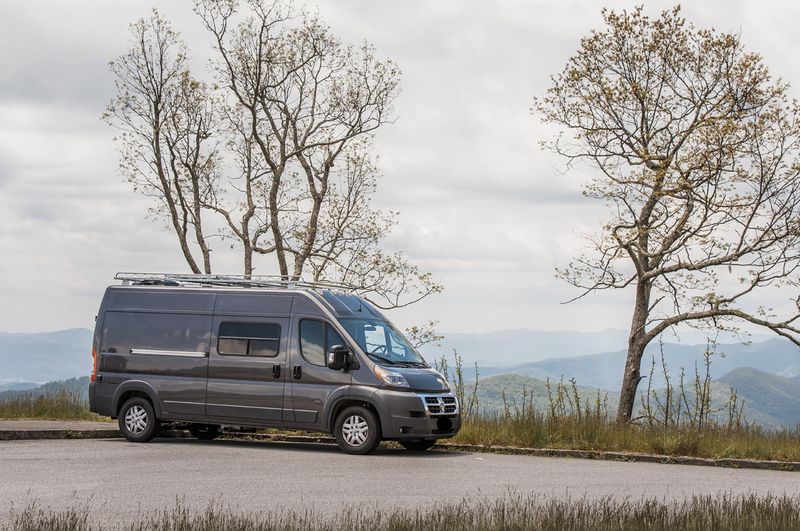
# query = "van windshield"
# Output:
<box><xmin>340</xmin><ymin>318</ymin><xmax>428</xmax><ymax>367</ymax></box>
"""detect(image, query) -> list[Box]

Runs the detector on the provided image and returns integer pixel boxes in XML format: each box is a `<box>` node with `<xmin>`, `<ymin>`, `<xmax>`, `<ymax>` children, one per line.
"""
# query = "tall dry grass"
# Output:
<box><xmin>7</xmin><ymin>494</ymin><xmax>800</xmax><ymax>531</ymax></box>
<box><xmin>0</xmin><ymin>389</ymin><xmax>105</xmax><ymax>422</ymax></box>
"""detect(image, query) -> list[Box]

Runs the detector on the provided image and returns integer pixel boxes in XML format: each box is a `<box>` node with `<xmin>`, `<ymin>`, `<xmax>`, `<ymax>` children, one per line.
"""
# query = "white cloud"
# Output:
<box><xmin>0</xmin><ymin>0</ymin><xmax>797</xmax><ymax>334</ymax></box>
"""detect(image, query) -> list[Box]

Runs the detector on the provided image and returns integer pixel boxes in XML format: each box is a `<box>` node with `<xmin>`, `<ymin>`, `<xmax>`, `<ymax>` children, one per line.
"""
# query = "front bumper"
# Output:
<box><xmin>375</xmin><ymin>389</ymin><xmax>462</xmax><ymax>440</ymax></box>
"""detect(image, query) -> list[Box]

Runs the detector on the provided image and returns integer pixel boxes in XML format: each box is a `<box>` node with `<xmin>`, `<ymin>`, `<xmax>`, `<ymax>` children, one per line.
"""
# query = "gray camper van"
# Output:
<box><xmin>89</xmin><ymin>273</ymin><xmax>460</xmax><ymax>454</ymax></box>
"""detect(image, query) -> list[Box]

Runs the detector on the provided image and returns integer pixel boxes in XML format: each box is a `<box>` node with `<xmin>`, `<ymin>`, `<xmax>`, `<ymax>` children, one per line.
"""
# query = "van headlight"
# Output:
<box><xmin>373</xmin><ymin>365</ymin><xmax>410</xmax><ymax>388</ymax></box>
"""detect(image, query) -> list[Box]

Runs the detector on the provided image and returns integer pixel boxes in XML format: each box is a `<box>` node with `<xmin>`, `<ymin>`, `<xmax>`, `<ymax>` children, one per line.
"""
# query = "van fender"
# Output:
<box><xmin>111</xmin><ymin>380</ymin><xmax>162</xmax><ymax>418</ymax></box>
<box><xmin>365</xmin><ymin>388</ymin><xmax>403</xmax><ymax>436</ymax></box>
<box><xmin>323</xmin><ymin>386</ymin><xmax>382</xmax><ymax>433</ymax></box>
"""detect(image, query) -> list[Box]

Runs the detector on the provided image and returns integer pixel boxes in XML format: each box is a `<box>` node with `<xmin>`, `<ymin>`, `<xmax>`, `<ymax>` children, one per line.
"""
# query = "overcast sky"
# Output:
<box><xmin>1</xmin><ymin>0</ymin><xmax>799</xmax><ymax>334</ymax></box>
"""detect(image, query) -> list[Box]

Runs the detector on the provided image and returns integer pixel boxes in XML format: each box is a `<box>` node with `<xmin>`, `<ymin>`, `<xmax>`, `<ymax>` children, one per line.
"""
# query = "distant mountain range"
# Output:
<box><xmin>465</xmin><ymin>339</ymin><xmax>800</xmax><ymax>391</ymax></box>
<box><xmin>422</xmin><ymin>327</ymin><xmax>775</xmax><ymax>367</ymax></box>
<box><xmin>422</xmin><ymin>328</ymin><xmax>631</xmax><ymax>366</ymax></box>
<box><xmin>0</xmin><ymin>328</ymin><xmax>92</xmax><ymax>384</ymax></box>
<box><xmin>0</xmin><ymin>376</ymin><xmax>90</xmax><ymax>402</ymax></box>
<box><xmin>717</xmin><ymin>368</ymin><xmax>800</xmax><ymax>427</ymax></box>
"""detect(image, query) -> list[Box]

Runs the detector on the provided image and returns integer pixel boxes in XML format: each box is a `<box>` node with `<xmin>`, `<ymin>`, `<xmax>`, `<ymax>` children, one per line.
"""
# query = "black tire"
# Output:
<box><xmin>189</xmin><ymin>424</ymin><xmax>221</xmax><ymax>440</ymax></box>
<box><xmin>400</xmin><ymin>439</ymin><xmax>437</xmax><ymax>452</ymax></box>
<box><xmin>334</xmin><ymin>406</ymin><xmax>381</xmax><ymax>455</ymax></box>
<box><xmin>118</xmin><ymin>397</ymin><xmax>159</xmax><ymax>443</ymax></box>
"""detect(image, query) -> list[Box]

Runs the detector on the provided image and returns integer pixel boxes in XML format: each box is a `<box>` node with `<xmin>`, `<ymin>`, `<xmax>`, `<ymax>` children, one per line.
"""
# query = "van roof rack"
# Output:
<box><xmin>114</xmin><ymin>272</ymin><xmax>354</xmax><ymax>292</ymax></box>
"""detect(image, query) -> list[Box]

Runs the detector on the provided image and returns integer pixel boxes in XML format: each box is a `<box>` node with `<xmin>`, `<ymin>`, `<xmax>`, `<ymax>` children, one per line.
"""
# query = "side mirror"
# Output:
<box><xmin>327</xmin><ymin>345</ymin><xmax>350</xmax><ymax>371</ymax></box>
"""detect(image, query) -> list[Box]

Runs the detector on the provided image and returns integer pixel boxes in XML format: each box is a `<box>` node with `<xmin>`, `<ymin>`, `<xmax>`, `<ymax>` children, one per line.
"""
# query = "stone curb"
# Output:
<box><xmin>0</xmin><ymin>428</ymin><xmax>192</xmax><ymax>441</ymax></box>
<box><xmin>435</xmin><ymin>442</ymin><xmax>800</xmax><ymax>472</ymax></box>
<box><xmin>0</xmin><ymin>429</ymin><xmax>121</xmax><ymax>441</ymax></box>
<box><xmin>3</xmin><ymin>429</ymin><xmax>798</xmax><ymax>471</ymax></box>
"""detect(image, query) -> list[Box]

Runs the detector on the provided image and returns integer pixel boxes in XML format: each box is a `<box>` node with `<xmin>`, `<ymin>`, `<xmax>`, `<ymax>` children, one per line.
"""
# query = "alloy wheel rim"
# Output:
<box><xmin>124</xmin><ymin>405</ymin><xmax>148</xmax><ymax>434</ymax></box>
<box><xmin>341</xmin><ymin>414</ymin><xmax>369</xmax><ymax>446</ymax></box>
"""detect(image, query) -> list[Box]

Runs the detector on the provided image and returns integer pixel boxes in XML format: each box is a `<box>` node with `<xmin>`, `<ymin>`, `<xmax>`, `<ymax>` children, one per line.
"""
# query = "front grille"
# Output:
<box><xmin>420</xmin><ymin>394</ymin><xmax>459</xmax><ymax>416</ymax></box>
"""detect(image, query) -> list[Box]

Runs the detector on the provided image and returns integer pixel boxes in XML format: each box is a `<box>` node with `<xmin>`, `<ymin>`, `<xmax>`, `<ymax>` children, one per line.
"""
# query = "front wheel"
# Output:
<box><xmin>118</xmin><ymin>397</ymin><xmax>159</xmax><ymax>443</ymax></box>
<box><xmin>334</xmin><ymin>406</ymin><xmax>381</xmax><ymax>455</ymax></box>
<box><xmin>189</xmin><ymin>424</ymin><xmax>221</xmax><ymax>440</ymax></box>
<box><xmin>400</xmin><ymin>439</ymin><xmax>437</xmax><ymax>452</ymax></box>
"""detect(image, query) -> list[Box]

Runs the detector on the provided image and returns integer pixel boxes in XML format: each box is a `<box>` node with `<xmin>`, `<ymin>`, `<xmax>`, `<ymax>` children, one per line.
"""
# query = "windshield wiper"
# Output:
<box><xmin>401</xmin><ymin>361</ymin><xmax>428</xmax><ymax>368</ymax></box>
<box><xmin>367</xmin><ymin>352</ymin><xmax>397</xmax><ymax>365</ymax></box>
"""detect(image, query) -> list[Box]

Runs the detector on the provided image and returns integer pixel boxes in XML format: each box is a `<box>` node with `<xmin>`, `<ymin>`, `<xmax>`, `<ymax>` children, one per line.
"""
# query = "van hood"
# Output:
<box><xmin>393</xmin><ymin>367</ymin><xmax>450</xmax><ymax>392</ymax></box>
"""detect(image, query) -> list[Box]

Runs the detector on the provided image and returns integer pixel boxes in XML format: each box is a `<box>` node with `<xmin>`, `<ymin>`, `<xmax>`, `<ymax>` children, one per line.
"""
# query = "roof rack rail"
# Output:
<box><xmin>114</xmin><ymin>272</ymin><xmax>354</xmax><ymax>292</ymax></box>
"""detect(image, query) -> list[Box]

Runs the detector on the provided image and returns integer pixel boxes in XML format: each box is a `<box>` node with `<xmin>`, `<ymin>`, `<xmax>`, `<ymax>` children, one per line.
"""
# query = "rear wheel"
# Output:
<box><xmin>189</xmin><ymin>424</ymin><xmax>221</xmax><ymax>440</ymax></box>
<box><xmin>400</xmin><ymin>439</ymin><xmax>437</xmax><ymax>452</ymax></box>
<box><xmin>118</xmin><ymin>397</ymin><xmax>159</xmax><ymax>443</ymax></box>
<box><xmin>334</xmin><ymin>406</ymin><xmax>381</xmax><ymax>455</ymax></box>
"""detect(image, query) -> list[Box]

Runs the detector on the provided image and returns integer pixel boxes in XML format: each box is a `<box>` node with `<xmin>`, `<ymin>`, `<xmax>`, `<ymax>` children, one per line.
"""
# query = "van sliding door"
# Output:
<box><xmin>206</xmin><ymin>315</ymin><xmax>288</xmax><ymax>422</ymax></box>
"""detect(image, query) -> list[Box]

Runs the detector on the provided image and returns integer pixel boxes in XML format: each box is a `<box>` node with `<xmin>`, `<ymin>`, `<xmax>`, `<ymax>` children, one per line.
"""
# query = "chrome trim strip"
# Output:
<box><xmin>163</xmin><ymin>400</ymin><xmax>205</xmax><ymax>406</ymax></box>
<box><xmin>206</xmin><ymin>403</ymin><xmax>282</xmax><ymax>411</ymax></box>
<box><xmin>130</xmin><ymin>349</ymin><xmax>208</xmax><ymax>358</ymax></box>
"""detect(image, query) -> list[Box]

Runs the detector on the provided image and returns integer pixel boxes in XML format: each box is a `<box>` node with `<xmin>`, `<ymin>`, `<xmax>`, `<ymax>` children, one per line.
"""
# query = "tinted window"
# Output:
<box><xmin>327</xmin><ymin>327</ymin><xmax>346</xmax><ymax>351</ymax></box>
<box><xmin>102</xmin><ymin>312</ymin><xmax>211</xmax><ymax>353</ymax></box>
<box><xmin>218</xmin><ymin>322</ymin><xmax>280</xmax><ymax>357</ymax></box>
<box><xmin>299</xmin><ymin>320</ymin><xmax>349</xmax><ymax>366</ymax></box>
<box><xmin>300</xmin><ymin>320</ymin><xmax>325</xmax><ymax>366</ymax></box>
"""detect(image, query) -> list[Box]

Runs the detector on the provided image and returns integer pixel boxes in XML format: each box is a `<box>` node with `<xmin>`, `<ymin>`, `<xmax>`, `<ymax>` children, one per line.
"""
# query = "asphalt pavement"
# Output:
<box><xmin>1</xmin><ymin>438</ymin><xmax>798</xmax><ymax>525</ymax></box>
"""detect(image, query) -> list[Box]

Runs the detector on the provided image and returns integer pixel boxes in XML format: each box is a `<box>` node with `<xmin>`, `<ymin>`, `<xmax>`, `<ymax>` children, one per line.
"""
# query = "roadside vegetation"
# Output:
<box><xmin>7</xmin><ymin>494</ymin><xmax>800</xmax><ymax>531</ymax></box>
<box><xmin>438</xmin><ymin>349</ymin><xmax>800</xmax><ymax>463</ymax></box>
<box><xmin>0</xmin><ymin>389</ymin><xmax>105</xmax><ymax>422</ymax></box>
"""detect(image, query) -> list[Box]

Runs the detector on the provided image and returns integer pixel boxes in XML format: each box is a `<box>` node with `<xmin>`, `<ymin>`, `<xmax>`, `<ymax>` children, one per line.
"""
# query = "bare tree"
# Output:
<box><xmin>534</xmin><ymin>6</ymin><xmax>800</xmax><ymax>423</ymax></box>
<box><xmin>105</xmin><ymin>1</ymin><xmax>441</xmax><ymax>311</ymax></box>
<box><xmin>104</xmin><ymin>11</ymin><xmax>218</xmax><ymax>274</ymax></box>
<box><xmin>194</xmin><ymin>0</ymin><xmax>441</xmax><ymax>305</ymax></box>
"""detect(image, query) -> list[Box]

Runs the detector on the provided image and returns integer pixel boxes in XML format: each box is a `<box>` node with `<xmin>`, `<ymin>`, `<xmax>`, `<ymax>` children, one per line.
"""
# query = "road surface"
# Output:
<box><xmin>1</xmin><ymin>438</ymin><xmax>798</xmax><ymax>525</ymax></box>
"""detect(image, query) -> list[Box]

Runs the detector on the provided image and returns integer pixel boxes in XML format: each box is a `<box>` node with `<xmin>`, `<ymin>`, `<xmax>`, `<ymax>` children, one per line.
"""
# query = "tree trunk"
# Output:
<box><xmin>243</xmin><ymin>242</ymin><xmax>253</xmax><ymax>278</ymax></box>
<box><xmin>267</xmin><ymin>174</ymin><xmax>289</xmax><ymax>279</ymax></box>
<box><xmin>616</xmin><ymin>280</ymin><xmax>651</xmax><ymax>423</ymax></box>
<box><xmin>190</xmin><ymin>177</ymin><xmax>212</xmax><ymax>274</ymax></box>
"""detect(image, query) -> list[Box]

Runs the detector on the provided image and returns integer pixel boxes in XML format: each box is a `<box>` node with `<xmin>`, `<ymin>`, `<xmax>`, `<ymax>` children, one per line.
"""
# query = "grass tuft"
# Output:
<box><xmin>0</xmin><ymin>390</ymin><xmax>105</xmax><ymax>422</ymax></box>
<box><xmin>6</xmin><ymin>494</ymin><xmax>800</xmax><ymax>531</ymax></box>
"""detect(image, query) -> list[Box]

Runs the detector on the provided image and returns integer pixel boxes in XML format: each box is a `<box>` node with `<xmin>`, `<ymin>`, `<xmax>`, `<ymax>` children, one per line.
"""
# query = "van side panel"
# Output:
<box><xmin>94</xmin><ymin>287</ymin><xmax>214</xmax><ymax>419</ymax></box>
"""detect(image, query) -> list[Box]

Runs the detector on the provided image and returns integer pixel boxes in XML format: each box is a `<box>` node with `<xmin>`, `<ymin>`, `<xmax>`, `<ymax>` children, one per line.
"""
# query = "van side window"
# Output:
<box><xmin>299</xmin><ymin>320</ymin><xmax>325</xmax><ymax>366</ymax></box>
<box><xmin>102</xmin><ymin>312</ymin><xmax>211</xmax><ymax>354</ymax></box>
<box><xmin>327</xmin><ymin>327</ymin><xmax>346</xmax><ymax>350</ymax></box>
<box><xmin>218</xmin><ymin>322</ymin><xmax>280</xmax><ymax>357</ymax></box>
<box><xmin>299</xmin><ymin>320</ymin><xmax>347</xmax><ymax>366</ymax></box>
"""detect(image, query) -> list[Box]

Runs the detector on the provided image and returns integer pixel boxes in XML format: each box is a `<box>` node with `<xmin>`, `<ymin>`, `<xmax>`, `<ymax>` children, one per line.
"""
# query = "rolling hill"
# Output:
<box><xmin>469</xmin><ymin>339</ymin><xmax>800</xmax><ymax>391</ymax></box>
<box><xmin>0</xmin><ymin>328</ymin><xmax>93</xmax><ymax>384</ymax></box>
<box><xmin>0</xmin><ymin>376</ymin><xmax>91</xmax><ymax>402</ymax></box>
<box><xmin>423</xmin><ymin>328</ymin><xmax>775</xmax><ymax>367</ymax></box>
<box><xmin>421</xmin><ymin>328</ymin><xmax>631</xmax><ymax>366</ymax></box>
<box><xmin>717</xmin><ymin>368</ymin><xmax>800</xmax><ymax>427</ymax></box>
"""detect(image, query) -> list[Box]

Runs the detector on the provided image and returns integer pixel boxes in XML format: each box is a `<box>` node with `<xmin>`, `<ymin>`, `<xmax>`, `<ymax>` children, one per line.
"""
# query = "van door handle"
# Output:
<box><xmin>293</xmin><ymin>365</ymin><xmax>302</xmax><ymax>379</ymax></box>
<box><xmin>272</xmin><ymin>364</ymin><xmax>281</xmax><ymax>379</ymax></box>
